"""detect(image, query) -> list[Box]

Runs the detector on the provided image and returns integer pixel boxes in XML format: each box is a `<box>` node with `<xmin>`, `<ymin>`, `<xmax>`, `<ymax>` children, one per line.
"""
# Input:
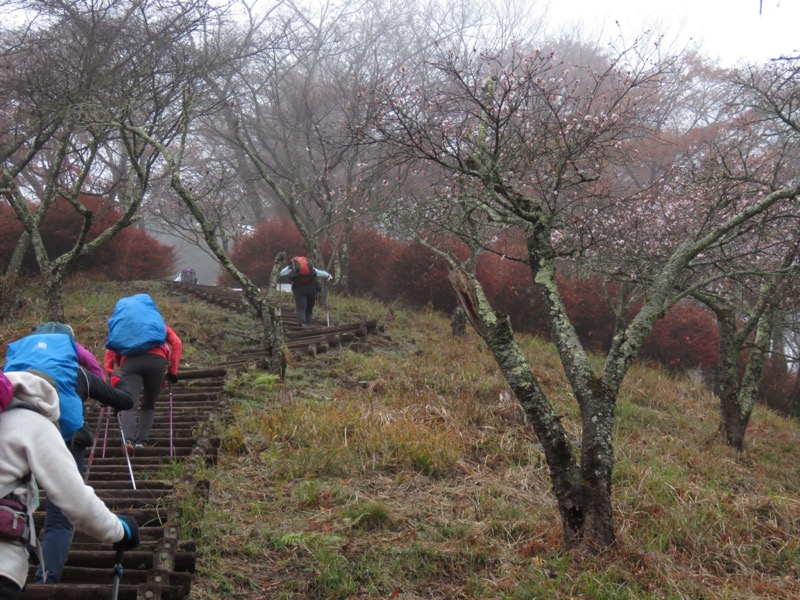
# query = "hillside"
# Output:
<box><xmin>3</xmin><ymin>278</ymin><xmax>800</xmax><ymax>599</ymax></box>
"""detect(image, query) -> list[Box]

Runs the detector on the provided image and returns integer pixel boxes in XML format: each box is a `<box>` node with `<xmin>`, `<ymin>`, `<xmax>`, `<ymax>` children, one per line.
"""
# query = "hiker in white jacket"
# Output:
<box><xmin>0</xmin><ymin>371</ymin><xmax>139</xmax><ymax>599</ymax></box>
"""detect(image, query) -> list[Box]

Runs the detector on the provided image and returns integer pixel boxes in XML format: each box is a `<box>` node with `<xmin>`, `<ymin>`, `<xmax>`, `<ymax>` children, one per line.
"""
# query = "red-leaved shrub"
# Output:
<box><xmin>347</xmin><ymin>227</ymin><xmax>401</xmax><ymax>298</ymax></box>
<box><xmin>1</xmin><ymin>197</ymin><xmax>175</xmax><ymax>280</ymax></box>
<box><xmin>558</xmin><ymin>276</ymin><xmax>618</xmax><ymax>352</ymax></box>
<box><xmin>225</xmin><ymin>218</ymin><xmax>734</xmax><ymax>374</ymax></box>
<box><xmin>223</xmin><ymin>218</ymin><xmax>307</xmax><ymax>286</ymax></box>
<box><xmin>476</xmin><ymin>251</ymin><xmax>546</xmax><ymax>335</ymax></box>
<box><xmin>83</xmin><ymin>226</ymin><xmax>176</xmax><ymax>281</ymax></box>
<box><xmin>639</xmin><ymin>302</ymin><xmax>719</xmax><ymax>371</ymax></box>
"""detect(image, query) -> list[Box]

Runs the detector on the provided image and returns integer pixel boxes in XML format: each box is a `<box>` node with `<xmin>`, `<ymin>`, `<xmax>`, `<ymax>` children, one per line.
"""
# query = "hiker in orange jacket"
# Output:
<box><xmin>104</xmin><ymin>325</ymin><xmax>182</xmax><ymax>453</ymax></box>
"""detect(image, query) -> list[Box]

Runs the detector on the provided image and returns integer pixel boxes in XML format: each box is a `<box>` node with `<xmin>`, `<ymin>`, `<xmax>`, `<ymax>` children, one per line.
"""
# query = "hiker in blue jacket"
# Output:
<box><xmin>279</xmin><ymin>256</ymin><xmax>333</xmax><ymax>327</ymax></box>
<box><xmin>1</xmin><ymin>323</ymin><xmax>133</xmax><ymax>584</ymax></box>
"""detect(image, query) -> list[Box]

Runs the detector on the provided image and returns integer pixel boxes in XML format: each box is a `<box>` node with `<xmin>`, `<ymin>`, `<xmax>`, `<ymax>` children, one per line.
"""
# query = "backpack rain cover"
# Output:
<box><xmin>3</xmin><ymin>333</ymin><xmax>83</xmax><ymax>441</ymax></box>
<box><xmin>106</xmin><ymin>293</ymin><xmax>167</xmax><ymax>356</ymax></box>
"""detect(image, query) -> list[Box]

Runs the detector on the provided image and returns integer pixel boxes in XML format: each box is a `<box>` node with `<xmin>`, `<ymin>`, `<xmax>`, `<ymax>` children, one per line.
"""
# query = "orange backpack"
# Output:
<box><xmin>289</xmin><ymin>256</ymin><xmax>316</xmax><ymax>285</ymax></box>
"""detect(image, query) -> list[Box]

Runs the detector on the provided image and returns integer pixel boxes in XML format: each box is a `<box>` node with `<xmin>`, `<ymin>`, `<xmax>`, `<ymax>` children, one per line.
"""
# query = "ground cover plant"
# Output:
<box><xmin>188</xmin><ymin>296</ymin><xmax>800</xmax><ymax>598</ymax></box>
<box><xmin>1</xmin><ymin>279</ymin><xmax>799</xmax><ymax>598</ymax></box>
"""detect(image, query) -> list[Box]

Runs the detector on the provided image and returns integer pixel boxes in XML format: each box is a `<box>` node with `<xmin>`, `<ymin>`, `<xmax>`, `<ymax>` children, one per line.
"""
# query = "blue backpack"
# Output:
<box><xmin>3</xmin><ymin>333</ymin><xmax>83</xmax><ymax>442</ymax></box>
<box><xmin>106</xmin><ymin>294</ymin><xmax>167</xmax><ymax>356</ymax></box>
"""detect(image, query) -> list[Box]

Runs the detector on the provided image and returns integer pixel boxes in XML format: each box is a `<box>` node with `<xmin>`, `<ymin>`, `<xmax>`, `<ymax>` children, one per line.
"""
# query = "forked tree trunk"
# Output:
<box><xmin>719</xmin><ymin>390</ymin><xmax>750</xmax><ymax>451</ymax></box>
<box><xmin>714</xmin><ymin>305</ymin><xmax>774</xmax><ymax>452</ymax></box>
<box><xmin>449</xmin><ymin>268</ymin><xmax>615</xmax><ymax>549</ymax></box>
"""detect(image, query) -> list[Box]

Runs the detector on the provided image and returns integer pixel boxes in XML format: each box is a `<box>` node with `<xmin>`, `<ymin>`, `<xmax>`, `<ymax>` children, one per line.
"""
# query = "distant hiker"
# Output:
<box><xmin>0</xmin><ymin>371</ymin><xmax>140</xmax><ymax>599</ymax></box>
<box><xmin>3</xmin><ymin>323</ymin><xmax>134</xmax><ymax>583</ymax></box>
<box><xmin>279</xmin><ymin>256</ymin><xmax>333</xmax><ymax>327</ymax></box>
<box><xmin>179</xmin><ymin>267</ymin><xmax>198</xmax><ymax>284</ymax></box>
<box><xmin>104</xmin><ymin>294</ymin><xmax>183</xmax><ymax>454</ymax></box>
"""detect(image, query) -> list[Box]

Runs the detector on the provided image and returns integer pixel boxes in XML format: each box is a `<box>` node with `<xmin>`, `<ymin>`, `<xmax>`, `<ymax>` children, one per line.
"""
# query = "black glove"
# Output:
<box><xmin>113</xmin><ymin>514</ymin><xmax>140</xmax><ymax>552</ymax></box>
<box><xmin>166</xmin><ymin>373</ymin><xmax>178</xmax><ymax>384</ymax></box>
<box><xmin>70</xmin><ymin>425</ymin><xmax>95</xmax><ymax>451</ymax></box>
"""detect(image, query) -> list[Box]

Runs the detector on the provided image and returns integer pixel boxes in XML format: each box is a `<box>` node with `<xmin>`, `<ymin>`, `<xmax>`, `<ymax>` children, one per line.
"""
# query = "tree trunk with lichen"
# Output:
<box><xmin>5</xmin><ymin>231</ymin><xmax>31</xmax><ymax>277</ymax></box>
<box><xmin>43</xmin><ymin>271</ymin><xmax>67</xmax><ymax>323</ymax></box>
<box><xmin>266</xmin><ymin>253</ymin><xmax>288</xmax><ymax>379</ymax></box>
<box><xmin>714</xmin><ymin>310</ymin><xmax>747</xmax><ymax>450</ymax></box>
<box><xmin>448</xmin><ymin>268</ymin><xmax>614</xmax><ymax>548</ymax></box>
<box><xmin>714</xmin><ymin>307</ymin><xmax>775</xmax><ymax>451</ymax></box>
<box><xmin>162</xmin><ymin>154</ymin><xmax>287</xmax><ymax>377</ymax></box>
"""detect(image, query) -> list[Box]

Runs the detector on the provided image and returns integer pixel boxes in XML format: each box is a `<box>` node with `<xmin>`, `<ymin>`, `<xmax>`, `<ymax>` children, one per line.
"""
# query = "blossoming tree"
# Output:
<box><xmin>369</xmin><ymin>41</ymin><xmax>800</xmax><ymax>549</ymax></box>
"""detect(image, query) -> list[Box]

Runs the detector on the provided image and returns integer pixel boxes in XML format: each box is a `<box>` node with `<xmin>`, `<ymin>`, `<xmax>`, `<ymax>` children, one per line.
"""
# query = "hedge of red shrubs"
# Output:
<box><xmin>0</xmin><ymin>196</ymin><xmax>175</xmax><ymax>280</ymax></box>
<box><xmin>3</xmin><ymin>203</ymin><xmax>795</xmax><ymax>410</ymax></box>
<box><xmin>225</xmin><ymin>219</ymin><xmax>732</xmax><ymax>373</ymax></box>
<box><xmin>222</xmin><ymin>218</ymin><xmax>795</xmax><ymax>414</ymax></box>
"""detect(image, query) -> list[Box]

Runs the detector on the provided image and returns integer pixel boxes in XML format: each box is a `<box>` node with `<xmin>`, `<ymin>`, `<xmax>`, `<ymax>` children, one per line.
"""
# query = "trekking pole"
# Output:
<box><xmin>169</xmin><ymin>380</ymin><xmax>174</xmax><ymax>458</ymax></box>
<box><xmin>111</xmin><ymin>547</ymin><xmax>125</xmax><ymax>600</ymax></box>
<box><xmin>84</xmin><ymin>405</ymin><xmax>106</xmax><ymax>483</ymax></box>
<box><xmin>116</xmin><ymin>411</ymin><xmax>137</xmax><ymax>490</ymax></box>
<box><xmin>101</xmin><ymin>404</ymin><xmax>111</xmax><ymax>458</ymax></box>
<box><xmin>325</xmin><ymin>284</ymin><xmax>330</xmax><ymax>327</ymax></box>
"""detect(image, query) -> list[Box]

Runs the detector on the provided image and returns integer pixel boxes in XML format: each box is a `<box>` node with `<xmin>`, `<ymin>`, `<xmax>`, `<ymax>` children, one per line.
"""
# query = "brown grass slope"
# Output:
<box><xmin>2</xmin><ymin>278</ymin><xmax>800</xmax><ymax>599</ymax></box>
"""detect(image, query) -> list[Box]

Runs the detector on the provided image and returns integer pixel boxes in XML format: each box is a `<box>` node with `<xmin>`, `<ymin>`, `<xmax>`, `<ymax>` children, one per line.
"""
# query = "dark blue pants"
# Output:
<box><xmin>35</xmin><ymin>443</ymin><xmax>86</xmax><ymax>583</ymax></box>
<box><xmin>292</xmin><ymin>281</ymin><xmax>318</xmax><ymax>325</ymax></box>
<box><xmin>118</xmin><ymin>353</ymin><xmax>168</xmax><ymax>445</ymax></box>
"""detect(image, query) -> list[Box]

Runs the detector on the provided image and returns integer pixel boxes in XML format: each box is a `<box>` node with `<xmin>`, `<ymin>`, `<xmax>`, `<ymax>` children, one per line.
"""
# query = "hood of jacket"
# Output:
<box><xmin>3</xmin><ymin>370</ymin><xmax>60</xmax><ymax>422</ymax></box>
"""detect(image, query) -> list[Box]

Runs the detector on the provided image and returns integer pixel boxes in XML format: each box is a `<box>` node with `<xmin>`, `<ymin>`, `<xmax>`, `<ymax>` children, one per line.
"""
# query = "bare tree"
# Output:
<box><xmin>124</xmin><ymin>118</ymin><xmax>288</xmax><ymax>375</ymax></box>
<box><xmin>139</xmin><ymin>4</ymin><xmax>287</xmax><ymax>260</ymax></box>
<box><xmin>0</xmin><ymin>0</ymin><xmax>206</xmax><ymax>318</ymax></box>
<box><xmin>195</xmin><ymin>0</ymin><xmax>523</xmax><ymax>288</ymax></box>
<box><xmin>103</xmin><ymin>2</ymin><xmax>294</xmax><ymax>374</ymax></box>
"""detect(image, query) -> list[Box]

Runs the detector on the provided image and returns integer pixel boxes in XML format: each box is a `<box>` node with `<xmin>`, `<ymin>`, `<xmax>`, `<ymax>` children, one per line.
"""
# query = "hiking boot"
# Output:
<box><xmin>125</xmin><ymin>441</ymin><xmax>136</xmax><ymax>456</ymax></box>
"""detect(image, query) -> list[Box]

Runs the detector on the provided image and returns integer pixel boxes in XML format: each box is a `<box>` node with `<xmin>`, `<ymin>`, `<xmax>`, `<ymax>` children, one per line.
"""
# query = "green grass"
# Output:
<box><xmin>4</xmin><ymin>277</ymin><xmax>800</xmax><ymax>599</ymax></box>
